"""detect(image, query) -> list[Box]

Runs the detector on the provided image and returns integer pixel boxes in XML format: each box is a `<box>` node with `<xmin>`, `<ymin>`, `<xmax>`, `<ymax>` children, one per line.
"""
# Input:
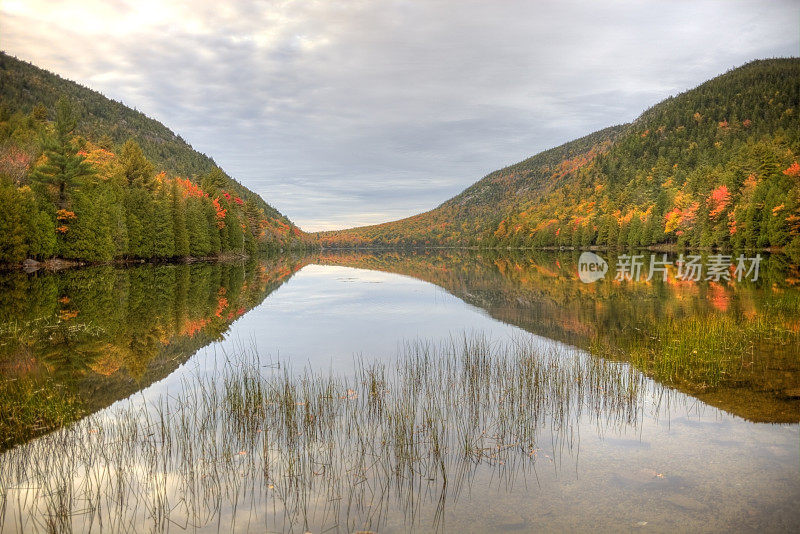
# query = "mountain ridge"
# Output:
<box><xmin>0</xmin><ymin>52</ymin><xmax>309</xmax><ymax>263</ymax></box>
<box><xmin>317</xmin><ymin>58</ymin><xmax>800</xmax><ymax>252</ymax></box>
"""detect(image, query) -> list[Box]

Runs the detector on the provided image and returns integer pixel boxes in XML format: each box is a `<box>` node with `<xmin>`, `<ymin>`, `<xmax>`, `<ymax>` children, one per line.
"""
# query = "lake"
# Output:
<box><xmin>1</xmin><ymin>250</ymin><xmax>798</xmax><ymax>532</ymax></box>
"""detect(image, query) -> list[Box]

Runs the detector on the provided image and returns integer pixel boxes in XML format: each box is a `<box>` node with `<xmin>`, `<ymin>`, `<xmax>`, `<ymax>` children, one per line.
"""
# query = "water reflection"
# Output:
<box><xmin>0</xmin><ymin>256</ymin><xmax>304</xmax><ymax>449</ymax></box>
<box><xmin>311</xmin><ymin>250</ymin><xmax>800</xmax><ymax>423</ymax></box>
<box><xmin>0</xmin><ymin>250</ymin><xmax>798</xmax><ymax>532</ymax></box>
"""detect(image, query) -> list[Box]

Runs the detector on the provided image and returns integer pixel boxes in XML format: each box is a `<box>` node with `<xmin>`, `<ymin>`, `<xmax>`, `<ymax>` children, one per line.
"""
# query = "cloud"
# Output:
<box><xmin>2</xmin><ymin>0</ymin><xmax>797</xmax><ymax>231</ymax></box>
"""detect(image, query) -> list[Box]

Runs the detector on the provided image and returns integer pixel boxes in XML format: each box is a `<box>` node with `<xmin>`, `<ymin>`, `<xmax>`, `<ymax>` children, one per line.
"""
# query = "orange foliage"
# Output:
<box><xmin>707</xmin><ymin>185</ymin><xmax>730</xmax><ymax>219</ymax></box>
<box><xmin>56</xmin><ymin>209</ymin><xmax>77</xmax><ymax>221</ymax></box>
<box><xmin>707</xmin><ymin>282</ymin><xmax>730</xmax><ymax>312</ymax></box>
<box><xmin>59</xmin><ymin>309</ymin><xmax>79</xmax><ymax>321</ymax></box>
<box><xmin>550</xmin><ymin>146</ymin><xmax>604</xmax><ymax>181</ymax></box>
<box><xmin>77</xmin><ymin>146</ymin><xmax>115</xmax><ymax>171</ymax></box>
<box><xmin>783</xmin><ymin>161</ymin><xmax>800</xmax><ymax>178</ymax></box>
<box><xmin>175</xmin><ymin>177</ymin><xmax>209</xmax><ymax>199</ymax></box>
<box><xmin>212</xmin><ymin>198</ymin><xmax>227</xmax><ymax>228</ymax></box>
<box><xmin>665</xmin><ymin>201</ymin><xmax>698</xmax><ymax>235</ymax></box>
<box><xmin>728</xmin><ymin>212</ymin><xmax>738</xmax><ymax>235</ymax></box>
<box><xmin>215</xmin><ymin>296</ymin><xmax>229</xmax><ymax>318</ymax></box>
<box><xmin>181</xmin><ymin>318</ymin><xmax>211</xmax><ymax>337</ymax></box>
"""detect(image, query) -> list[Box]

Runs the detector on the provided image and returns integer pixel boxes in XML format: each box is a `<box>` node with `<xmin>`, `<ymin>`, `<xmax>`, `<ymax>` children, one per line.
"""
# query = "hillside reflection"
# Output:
<box><xmin>311</xmin><ymin>249</ymin><xmax>800</xmax><ymax>422</ymax></box>
<box><xmin>0</xmin><ymin>256</ymin><xmax>304</xmax><ymax>449</ymax></box>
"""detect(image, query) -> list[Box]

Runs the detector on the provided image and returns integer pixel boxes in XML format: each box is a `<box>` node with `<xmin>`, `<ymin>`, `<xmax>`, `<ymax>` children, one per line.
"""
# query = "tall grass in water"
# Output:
<box><xmin>0</xmin><ymin>318</ymin><xmax>99</xmax><ymax>449</ymax></box>
<box><xmin>0</xmin><ymin>335</ymin><xmax>661</xmax><ymax>533</ymax></box>
<box><xmin>594</xmin><ymin>311</ymin><xmax>800</xmax><ymax>390</ymax></box>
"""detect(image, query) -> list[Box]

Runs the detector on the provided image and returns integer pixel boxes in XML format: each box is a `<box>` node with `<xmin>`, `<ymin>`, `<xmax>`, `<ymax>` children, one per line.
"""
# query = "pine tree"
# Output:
<box><xmin>125</xmin><ymin>187</ymin><xmax>153</xmax><ymax>258</ymax></box>
<box><xmin>59</xmin><ymin>186</ymin><xmax>115</xmax><ymax>261</ymax></box>
<box><xmin>226</xmin><ymin>212</ymin><xmax>244</xmax><ymax>253</ymax></box>
<box><xmin>29</xmin><ymin>98</ymin><xmax>94</xmax><ymax>209</ymax></box>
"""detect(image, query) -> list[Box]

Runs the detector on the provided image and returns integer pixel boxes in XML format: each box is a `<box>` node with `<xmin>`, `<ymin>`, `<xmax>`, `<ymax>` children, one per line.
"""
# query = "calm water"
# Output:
<box><xmin>1</xmin><ymin>251</ymin><xmax>798</xmax><ymax>532</ymax></box>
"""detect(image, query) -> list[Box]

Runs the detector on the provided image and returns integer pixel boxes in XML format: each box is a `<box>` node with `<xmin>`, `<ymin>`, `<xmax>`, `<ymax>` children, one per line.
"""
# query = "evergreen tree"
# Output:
<box><xmin>0</xmin><ymin>181</ymin><xmax>28</xmax><ymax>261</ymax></box>
<box><xmin>172</xmin><ymin>180</ymin><xmax>190</xmax><ymax>257</ymax></box>
<box><xmin>119</xmin><ymin>139</ymin><xmax>154</xmax><ymax>187</ymax></box>
<box><xmin>150</xmin><ymin>188</ymin><xmax>175</xmax><ymax>258</ymax></box>
<box><xmin>125</xmin><ymin>187</ymin><xmax>153</xmax><ymax>258</ymax></box>
<box><xmin>186</xmin><ymin>198</ymin><xmax>211</xmax><ymax>256</ymax></box>
<box><xmin>29</xmin><ymin>97</ymin><xmax>94</xmax><ymax>209</ymax></box>
<box><xmin>59</xmin><ymin>185</ymin><xmax>115</xmax><ymax>261</ymax></box>
<box><xmin>226</xmin><ymin>212</ymin><xmax>244</xmax><ymax>252</ymax></box>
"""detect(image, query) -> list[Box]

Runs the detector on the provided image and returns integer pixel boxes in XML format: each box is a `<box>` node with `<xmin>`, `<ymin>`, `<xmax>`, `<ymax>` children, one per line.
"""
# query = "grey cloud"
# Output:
<box><xmin>2</xmin><ymin>0</ymin><xmax>797</xmax><ymax>230</ymax></box>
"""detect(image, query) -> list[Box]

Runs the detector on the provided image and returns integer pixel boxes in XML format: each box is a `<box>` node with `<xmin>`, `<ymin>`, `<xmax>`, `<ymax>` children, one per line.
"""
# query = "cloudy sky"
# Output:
<box><xmin>1</xmin><ymin>1</ymin><xmax>798</xmax><ymax>230</ymax></box>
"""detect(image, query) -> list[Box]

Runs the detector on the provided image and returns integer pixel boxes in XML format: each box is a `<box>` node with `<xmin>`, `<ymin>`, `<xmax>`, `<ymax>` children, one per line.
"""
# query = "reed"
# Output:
<box><xmin>0</xmin><ymin>333</ymin><xmax>665</xmax><ymax>533</ymax></box>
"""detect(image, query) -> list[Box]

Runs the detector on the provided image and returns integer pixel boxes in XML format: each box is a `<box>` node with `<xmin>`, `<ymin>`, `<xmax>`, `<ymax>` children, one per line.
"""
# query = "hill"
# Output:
<box><xmin>0</xmin><ymin>52</ymin><xmax>308</xmax><ymax>264</ymax></box>
<box><xmin>317</xmin><ymin>58</ymin><xmax>800</xmax><ymax>252</ymax></box>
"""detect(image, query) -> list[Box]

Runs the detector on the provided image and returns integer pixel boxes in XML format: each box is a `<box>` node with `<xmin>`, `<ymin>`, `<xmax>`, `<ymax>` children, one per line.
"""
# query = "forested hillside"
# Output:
<box><xmin>318</xmin><ymin>58</ymin><xmax>800</xmax><ymax>252</ymax></box>
<box><xmin>0</xmin><ymin>52</ymin><xmax>308</xmax><ymax>264</ymax></box>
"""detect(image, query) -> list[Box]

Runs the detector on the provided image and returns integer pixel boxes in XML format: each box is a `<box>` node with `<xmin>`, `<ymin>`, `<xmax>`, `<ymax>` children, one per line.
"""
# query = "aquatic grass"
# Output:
<box><xmin>0</xmin><ymin>376</ymin><xmax>83</xmax><ymax>451</ymax></box>
<box><xmin>595</xmin><ymin>311</ymin><xmax>800</xmax><ymax>390</ymax></box>
<box><xmin>0</xmin><ymin>334</ymin><xmax>665</xmax><ymax>533</ymax></box>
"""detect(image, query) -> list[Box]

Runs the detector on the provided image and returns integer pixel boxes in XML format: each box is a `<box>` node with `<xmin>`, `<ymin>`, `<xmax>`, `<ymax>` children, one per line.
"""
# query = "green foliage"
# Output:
<box><xmin>58</xmin><ymin>185</ymin><xmax>115</xmax><ymax>261</ymax></box>
<box><xmin>119</xmin><ymin>139</ymin><xmax>153</xmax><ymax>187</ymax></box>
<box><xmin>0</xmin><ymin>181</ymin><xmax>29</xmax><ymax>262</ymax></box>
<box><xmin>172</xmin><ymin>180</ymin><xmax>190</xmax><ymax>257</ymax></box>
